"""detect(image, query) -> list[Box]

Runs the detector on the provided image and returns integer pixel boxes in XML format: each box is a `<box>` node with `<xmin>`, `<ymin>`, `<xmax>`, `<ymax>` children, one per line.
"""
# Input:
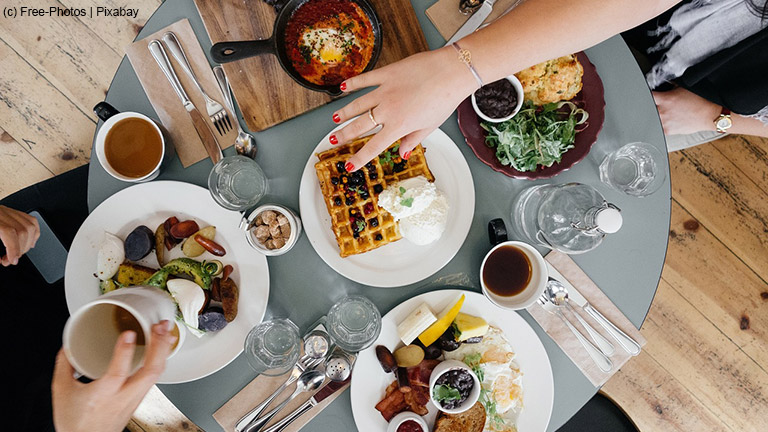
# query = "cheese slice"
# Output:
<box><xmin>453</xmin><ymin>312</ymin><xmax>489</xmax><ymax>341</ymax></box>
<box><xmin>397</xmin><ymin>303</ymin><xmax>437</xmax><ymax>345</ymax></box>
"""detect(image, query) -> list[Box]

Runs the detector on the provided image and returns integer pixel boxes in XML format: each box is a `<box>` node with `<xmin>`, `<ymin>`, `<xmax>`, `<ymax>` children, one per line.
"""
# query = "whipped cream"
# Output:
<box><xmin>378</xmin><ymin>175</ymin><xmax>449</xmax><ymax>245</ymax></box>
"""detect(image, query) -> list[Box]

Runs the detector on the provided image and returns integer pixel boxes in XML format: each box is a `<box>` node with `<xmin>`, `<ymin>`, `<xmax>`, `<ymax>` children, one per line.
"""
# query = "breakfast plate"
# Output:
<box><xmin>299</xmin><ymin>123</ymin><xmax>475</xmax><ymax>287</ymax></box>
<box><xmin>458</xmin><ymin>51</ymin><xmax>605</xmax><ymax>179</ymax></box>
<box><xmin>350</xmin><ymin>289</ymin><xmax>554</xmax><ymax>432</ymax></box>
<box><xmin>64</xmin><ymin>181</ymin><xmax>270</xmax><ymax>383</ymax></box>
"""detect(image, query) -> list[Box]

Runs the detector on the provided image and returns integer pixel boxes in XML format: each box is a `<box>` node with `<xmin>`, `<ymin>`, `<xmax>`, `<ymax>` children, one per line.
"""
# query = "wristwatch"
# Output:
<box><xmin>714</xmin><ymin>107</ymin><xmax>732</xmax><ymax>133</ymax></box>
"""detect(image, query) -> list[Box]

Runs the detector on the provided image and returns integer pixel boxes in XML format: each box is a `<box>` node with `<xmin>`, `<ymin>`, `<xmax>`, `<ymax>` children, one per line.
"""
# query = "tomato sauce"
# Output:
<box><xmin>396</xmin><ymin>420</ymin><xmax>424</xmax><ymax>432</ymax></box>
<box><xmin>284</xmin><ymin>0</ymin><xmax>375</xmax><ymax>86</ymax></box>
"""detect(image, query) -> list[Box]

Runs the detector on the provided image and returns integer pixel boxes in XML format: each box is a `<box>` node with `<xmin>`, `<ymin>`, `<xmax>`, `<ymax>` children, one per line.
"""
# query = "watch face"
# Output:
<box><xmin>716</xmin><ymin>116</ymin><xmax>732</xmax><ymax>131</ymax></box>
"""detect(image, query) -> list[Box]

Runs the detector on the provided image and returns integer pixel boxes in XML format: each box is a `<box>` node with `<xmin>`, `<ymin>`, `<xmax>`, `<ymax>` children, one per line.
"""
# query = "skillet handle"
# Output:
<box><xmin>211</xmin><ymin>40</ymin><xmax>274</xmax><ymax>63</ymax></box>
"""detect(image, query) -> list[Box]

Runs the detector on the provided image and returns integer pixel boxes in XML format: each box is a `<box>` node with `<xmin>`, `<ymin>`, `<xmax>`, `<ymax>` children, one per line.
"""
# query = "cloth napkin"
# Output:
<box><xmin>124</xmin><ymin>19</ymin><xmax>237</xmax><ymax>168</ymax></box>
<box><xmin>528</xmin><ymin>251</ymin><xmax>646</xmax><ymax>387</ymax></box>
<box><xmin>213</xmin><ymin>374</ymin><xmax>349</xmax><ymax>432</ymax></box>
<box><xmin>425</xmin><ymin>0</ymin><xmax>525</xmax><ymax>41</ymax></box>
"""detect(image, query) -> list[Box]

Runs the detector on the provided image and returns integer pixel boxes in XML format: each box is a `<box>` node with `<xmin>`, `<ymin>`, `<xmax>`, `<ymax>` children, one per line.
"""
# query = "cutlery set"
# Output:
<box><xmin>148</xmin><ymin>31</ymin><xmax>258</xmax><ymax>164</ymax></box>
<box><xmin>236</xmin><ymin>328</ymin><xmax>356</xmax><ymax>432</ymax></box>
<box><xmin>538</xmin><ymin>276</ymin><xmax>641</xmax><ymax>373</ymax></box>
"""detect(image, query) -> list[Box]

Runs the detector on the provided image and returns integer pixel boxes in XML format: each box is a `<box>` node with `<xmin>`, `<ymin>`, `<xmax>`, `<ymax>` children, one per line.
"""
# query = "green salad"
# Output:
<box><xmin>481</xmin><ymin>100</ymin><xmax>588</xmax><ymax>172</ymax></box>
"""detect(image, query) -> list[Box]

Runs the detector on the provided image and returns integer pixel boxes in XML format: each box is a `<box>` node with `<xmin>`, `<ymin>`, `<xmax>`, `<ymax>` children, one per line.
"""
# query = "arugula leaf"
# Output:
<box><xmin>463</xmin><ymin>353</ymin><xmax>485</xmax><ymax>383</ymax></box>
<box><xmin>433</xmin><ymin>384</ymin><xmax>462</xmax><ymax>403</ymax></box>
<box><xmin>480</xmin><ymin>388</ymin><xmax>507</xmax><ymax>428</ymax></box>
<box><xmin>481</xmin><ymin>100</ymin><xmax>588</xmax><ymax>172</ymax></box>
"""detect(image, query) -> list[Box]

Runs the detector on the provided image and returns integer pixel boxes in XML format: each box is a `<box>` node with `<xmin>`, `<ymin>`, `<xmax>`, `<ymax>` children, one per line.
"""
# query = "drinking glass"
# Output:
<box><xmin>326</xmin><ymin>295</ymin><xmax>381</xmax><ymax>352</ymax></box>
<box><xmin>244</xmin><ymin>318</ymin><xmax>301</xmax><ymax>376</ymax></box>
<box><xmin>208</xmin><ymin>155</ymin><xmax>268</xmax><ymax>211</ymax></box>
<box><xmin>599</xmin><ymin>142</ymin><xmax>666</xmax><ymax>197</ymax></box>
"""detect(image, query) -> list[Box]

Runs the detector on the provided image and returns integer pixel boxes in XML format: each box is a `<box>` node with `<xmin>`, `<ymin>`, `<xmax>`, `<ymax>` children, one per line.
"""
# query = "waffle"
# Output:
<box><xmin>315</xmin><ymin>136</ymin><xmax>434</xmax><ymax>257</ymax></box>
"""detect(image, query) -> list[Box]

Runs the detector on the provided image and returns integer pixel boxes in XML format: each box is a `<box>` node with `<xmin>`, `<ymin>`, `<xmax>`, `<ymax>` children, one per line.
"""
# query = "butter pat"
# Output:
<box><xmin>453</xmin><ymin>312</ymin><xmax>489</xmax><ymax>341</ymax></box>
<box><xmin>397</xmin><ymin>303</ymin><xmax>437</xmax><ymax>345</ymax></box>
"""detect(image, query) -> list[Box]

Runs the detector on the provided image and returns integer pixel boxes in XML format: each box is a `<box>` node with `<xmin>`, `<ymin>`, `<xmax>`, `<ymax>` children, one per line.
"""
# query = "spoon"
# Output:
<box><xmin>244</xmin><ymin>369</ymin><xmax>326</xmax><ymax>432</ymax></box>
<box><xmin>547</xmin><ymin>278</ymin><xmax>615</xmax><ymax>356</ymax></box>
<box><xmin>545</xmin><ymin>283</ymin><xmax>613</xmax><ymax>373</ymax></box>
<box><xmin>213</xmin><ymin>66</ymin><xmax>258</xmax><ymax>158</ymax></box>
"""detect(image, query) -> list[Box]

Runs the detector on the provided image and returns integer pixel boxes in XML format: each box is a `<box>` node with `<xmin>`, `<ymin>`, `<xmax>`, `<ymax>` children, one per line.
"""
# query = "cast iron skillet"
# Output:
<box><xmin>210</xmin><ymin>0</ymin><xmax>382</xmax><ymax>96</ymax></box>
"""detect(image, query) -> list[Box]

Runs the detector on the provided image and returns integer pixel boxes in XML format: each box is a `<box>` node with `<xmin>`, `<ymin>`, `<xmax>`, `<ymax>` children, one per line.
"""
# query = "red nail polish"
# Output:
<box><xmin>329</xmin><ymin>135</ymin><xmax>338</xmax><ymax>145</ymax></box>
<box><xmin>403</xmin><ymin>151</ymin><xmax>411</xmax><ymax>160</ymax></box>
<box><xmin>340</xmin><ymin>82</ymin><xmax>347</xmax><ymax>91</ymax></box>
<box><xmin>345</xmin><ymin>162</ymin><xmax>355</xmax><ymax>172</ymax></box>
<box><xmin>333</xmin><ymin>113</ymin><xmax>341</xmax><ymax>123</ymax></box>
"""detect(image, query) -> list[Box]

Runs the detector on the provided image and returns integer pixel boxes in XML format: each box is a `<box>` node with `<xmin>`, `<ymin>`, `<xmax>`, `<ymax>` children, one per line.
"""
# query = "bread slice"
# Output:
<box><xmin>433</xmin><ymin>401</ymin><xmax>486</xmax><ymax>432</ymax></box>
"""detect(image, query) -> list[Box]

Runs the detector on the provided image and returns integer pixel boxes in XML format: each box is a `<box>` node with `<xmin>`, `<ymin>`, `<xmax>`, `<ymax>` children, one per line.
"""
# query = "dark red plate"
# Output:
<box><xmin>457</xmin><ymin>51</ymin><xmax>605</xmax><ymax>179</ymax></box>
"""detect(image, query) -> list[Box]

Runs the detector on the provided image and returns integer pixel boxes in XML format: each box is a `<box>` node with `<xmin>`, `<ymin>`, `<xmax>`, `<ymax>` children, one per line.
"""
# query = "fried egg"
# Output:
<box><xmin>301</xmin><ymin>27</ymin><xmax>356</xmax><ymax>64</ymax></box>
<box><xmin>444</xmin><ymin>326</ymin><xmax>524</xmax><ymax>431</ymax></box>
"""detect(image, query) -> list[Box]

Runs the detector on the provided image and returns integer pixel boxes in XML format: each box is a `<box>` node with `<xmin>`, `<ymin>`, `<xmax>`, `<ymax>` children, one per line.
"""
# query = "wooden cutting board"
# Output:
<box><xmin>193</xmin><ymin>0</ymin><xmax>429</xmax><ymax>131</ymax></box>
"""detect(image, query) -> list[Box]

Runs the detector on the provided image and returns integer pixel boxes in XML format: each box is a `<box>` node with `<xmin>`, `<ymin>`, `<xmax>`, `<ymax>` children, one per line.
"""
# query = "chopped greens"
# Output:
<box><xmin>378</xmin><ymin>144</ymin><xmax>400</xmax><ymax>166</ymax></box>
<box><xmin>463</xmin><ymin>352</ymin><xmax>485</xmax><ymax>383</ymax></box>
<box><xmin>480</xmin><ymin>388</ymin><xmax>507</xmax><ymax>429</ymax></box>
<box><xmin>482</xmin><ymin>100</ymin><xmax>588</xmax><ymax>172</ymax></box>
<box><xmin>433</xmin><ymin>384</ymin><xmax>462</xmax><ymax>403</ymax></box>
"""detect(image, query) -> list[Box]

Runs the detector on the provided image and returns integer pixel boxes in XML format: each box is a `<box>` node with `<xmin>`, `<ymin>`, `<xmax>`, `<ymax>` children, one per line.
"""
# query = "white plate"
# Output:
<box><xmin>64</xmin><ymin>181</ymin><xmax>270</xmax><ymax>384</ymax></box>
<box><xmin>299</xmin><ymin>124</ymin><xmax>475</xmax><ymax>287</ymax></box>
<box><xmin>350</xmin><ymin>290</ymin><xmax>554</xmax><ymax>432</ymax></box>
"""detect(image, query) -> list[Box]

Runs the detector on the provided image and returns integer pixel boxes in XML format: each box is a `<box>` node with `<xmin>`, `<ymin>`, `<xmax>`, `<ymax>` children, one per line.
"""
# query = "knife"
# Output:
<box><xmin>148</xmin><ymin>39</ymin><xmax>223</xmax><ymax>164</ymax></box>
<box><xmin>261</xmin><ymin>378</ymin><xmax>349</xmax><ymax>432</ymax></box>
<box><xmin>446</xmin><ymin>0</ymin><xmax>496</xmax><ymax>46</ymax></box>
<box><xmin>546</xmin><ymin>263</ymin><xmax>641</xmax><ymax>356</ymax></box>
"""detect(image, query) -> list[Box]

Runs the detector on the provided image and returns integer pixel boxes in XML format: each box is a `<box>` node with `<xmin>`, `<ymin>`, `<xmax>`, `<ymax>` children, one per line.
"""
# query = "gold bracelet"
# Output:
<box><xmin>452</xmin><ymin>42</ymin><xmax>484</xmax><ymax>88</ymax></box>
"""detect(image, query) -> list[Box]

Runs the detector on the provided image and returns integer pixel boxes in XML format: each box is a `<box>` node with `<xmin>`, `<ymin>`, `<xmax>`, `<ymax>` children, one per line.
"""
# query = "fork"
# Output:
<box><xmin>234</xmin><ymin>354</ymin><xmax>323</xmax><ymax>432</ymax></box>
<box><xmin>538</xmin><ymin>292</ymin><xmax>613</xmax><ymax>373</ymax></box>
<box><xmin>161</xmin><ymin>31</ymin><xmax>232</xmax><ymax>135</ymax></box>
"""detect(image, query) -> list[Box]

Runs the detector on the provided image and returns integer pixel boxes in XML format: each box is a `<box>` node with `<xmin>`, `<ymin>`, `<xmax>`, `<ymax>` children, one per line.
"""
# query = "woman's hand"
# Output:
<box><xmin>0</xmin><ymin>205</ymin><xmax>40</xmax><ymax>266</ymax></box>
<box><xmin>52</xmin><ymin>321</ymin><xmax>177</xmax><ymax>432</ymax></box>
<box><xmin>653</xmin><ymin>87</ymin><xmax>722</xmax><ymax>135</ymax></box>
<box><xmin>330</xmin><ymin>47</ymin><xmax>478</xmax><ymax>171</ymax></box>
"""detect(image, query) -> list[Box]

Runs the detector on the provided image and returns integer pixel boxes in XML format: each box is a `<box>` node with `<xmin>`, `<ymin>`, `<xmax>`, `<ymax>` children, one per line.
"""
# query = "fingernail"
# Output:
<box><xmin>345</xmin><ymin>162</ymin><xmax>355</xmax><ymax>172</ymax></box>
<box><xmin>340</xmin><ymin>82</ymin><xmax>347</xmax><ymax>91</ymax></box>
<box><xmin>403</xmin><ymin>151</ymin><xmax>411</xmax><ymax>160</ymax></box>
<box><xmin>329</xmin><ymin>135</ymin><xmax>338</xmax><ymax>145</ymax></box>
<box><xmin>332</xmin><ymin>113</ymin><xmax>341</xmax><ymax>123</ymax></box>
<box><xmin>123</xmin><ymin>331</ymin><xmax>137</xmax><ymax>344</ymax></box>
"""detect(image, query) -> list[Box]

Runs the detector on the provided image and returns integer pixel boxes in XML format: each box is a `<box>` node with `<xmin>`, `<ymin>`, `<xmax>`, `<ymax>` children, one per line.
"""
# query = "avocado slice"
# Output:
<box><xmin>144</xmin><ymin>258</ymin><xmax>212</xmax><ymax>291</ymax></box>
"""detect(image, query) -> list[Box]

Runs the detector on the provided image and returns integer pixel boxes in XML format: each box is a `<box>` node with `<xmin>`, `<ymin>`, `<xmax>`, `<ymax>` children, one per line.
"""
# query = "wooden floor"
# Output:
<box><xmin>2</xmin><ymin>3</ymin><xmax>767</xmax><ymax>432</ymax></box>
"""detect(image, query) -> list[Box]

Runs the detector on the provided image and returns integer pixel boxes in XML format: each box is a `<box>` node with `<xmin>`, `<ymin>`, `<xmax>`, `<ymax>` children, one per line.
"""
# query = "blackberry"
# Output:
<box><xmin>345</xmin><ymin>197</ymin><xmax>354</xmax><ymax>206</ymax></box>
<box><xmin>336</xmin><ymin>161</ymin><xmax>346</xmax><ymax>173</ymax></box>
<box><xmin>331</xmin><ymin>177</ymin><xmax>339</xmax><ymax>185</ymax></box>
<box><xmin>373</xmin><ymin>184</ymin><xmax>383</xmax><ymax>194</ymax></box>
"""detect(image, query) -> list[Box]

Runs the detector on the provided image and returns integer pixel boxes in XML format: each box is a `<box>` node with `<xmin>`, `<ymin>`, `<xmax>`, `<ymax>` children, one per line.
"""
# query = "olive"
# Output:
<box><xmin>438</xmin><ymin>326</ymin><xmax>461</xmax><ymax>351</ymax></box>
<box><xmin>422</xmin><ymin>342</ymin><xmax>442</xmax><ymax>360</ymax></box>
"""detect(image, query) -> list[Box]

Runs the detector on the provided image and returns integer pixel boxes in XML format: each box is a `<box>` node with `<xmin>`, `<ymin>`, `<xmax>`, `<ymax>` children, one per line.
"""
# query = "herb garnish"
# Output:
<box><xmin>463</xmin><ymin>352</ymin><xmax>485</xmax><ymax>383</ymax></box>
<box><xmin>482</xmin><ymin>100</ymin><xmax>588</xmax><ymax>172</ymax></box>
<box><xmin>433</xmin><ymin>384</ymin><xmax>462</xmax><ymax>403</ymax></box>
<box><xmin>480</xmin><ymin>388</ymin><xmax>507</xmax><ymax>429</ymax></box>
<box><xmin>378</xmin><ymin>144</ymin><xmax>400</xmax><ymax>166</ymax></box>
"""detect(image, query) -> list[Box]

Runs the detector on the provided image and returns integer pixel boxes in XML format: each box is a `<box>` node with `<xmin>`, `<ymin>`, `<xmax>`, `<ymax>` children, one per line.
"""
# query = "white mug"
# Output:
<box><xmin>480</xmin><ymin>241</ymin><xmax>548</xmax><ymax>310</ymax></box>
<box><xmin>93</xmin><ymin>101</ymin><xmax>165</xmax><ymax>183</ymax></box>
<box><xmin>62</xmin><ymin>285</ymin><xmax>178</xmax><ymax>379</ymax></box>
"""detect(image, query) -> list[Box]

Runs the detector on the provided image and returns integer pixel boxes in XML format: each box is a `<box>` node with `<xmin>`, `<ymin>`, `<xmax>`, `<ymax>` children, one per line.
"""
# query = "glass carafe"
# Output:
<box><xmin>510</xmin><ymin>183</ymin><xmax>622</xmax><ymax>254</ymax></box>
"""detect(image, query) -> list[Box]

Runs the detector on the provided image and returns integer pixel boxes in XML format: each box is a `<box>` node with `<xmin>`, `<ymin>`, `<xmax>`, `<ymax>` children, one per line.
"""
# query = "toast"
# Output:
<box><xmin>433</xmin><ymin>401</ymin><xmax>486</xmax><ymax>432</ymax></box>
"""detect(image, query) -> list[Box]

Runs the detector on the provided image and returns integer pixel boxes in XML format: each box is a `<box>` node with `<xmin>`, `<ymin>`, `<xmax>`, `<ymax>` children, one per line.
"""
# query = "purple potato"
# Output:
<box><xmin>124</xmin><ymin>225</ymin><xmax>154</xmax><ymax>261</ymax></box>
<box><xmin>198</xmin><ymin>308</ymin><xmax>228</xmax><ymax>332</ymax></box>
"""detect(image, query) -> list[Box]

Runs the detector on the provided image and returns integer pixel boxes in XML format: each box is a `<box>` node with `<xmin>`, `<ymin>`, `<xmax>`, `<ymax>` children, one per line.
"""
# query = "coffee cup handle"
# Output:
<box><xmin>93</xmin><ymin>101</ymin><xmax>120</xmax><ymax>122</ymax></box>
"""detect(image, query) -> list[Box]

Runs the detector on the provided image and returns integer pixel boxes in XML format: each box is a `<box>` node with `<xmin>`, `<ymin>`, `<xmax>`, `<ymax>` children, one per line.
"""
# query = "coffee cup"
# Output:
<box><xmin>93</xmin><ymin>101</ymin><xmax>165</xmax><ymax>183</ymax></box>
<box><xmin>480</xmin><ymin>241</ymin><xmax>547</xmax><ymax>310</ymax></box>
<box><xmin>62</xmin><ymin>285</ymin><xmax>178</xmax><ymax>379</ymax></box>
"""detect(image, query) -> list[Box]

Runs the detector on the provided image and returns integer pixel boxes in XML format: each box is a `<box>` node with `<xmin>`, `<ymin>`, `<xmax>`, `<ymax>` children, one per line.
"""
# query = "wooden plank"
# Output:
<box><xmin>127</xmin><ymin>385</ymin><xmax>203</xmax><ymax>432</ymax></box>
<box><xmin>670</xmin><ymin>145</ymin><xmax>768</xmax><ymax>281</ymax></box>
<box><xmin>602</xmin><ymin>350</ymin><xmax>731</xmax><ymax>432</ymax></box>
<box><xmin>0</xmin><ymin>39</ymin><xmax>93</xmax><ymax>175</ymax></box>
<box><xmin>0</xmin><ymin>0</ymin><xmax>122</xmax><ymax>119</ymax></box>
<box><xmin>640</xmin><ymin>279</ymin><xmax>768</xmax><ymax>431</ymax></box>
<box><xmin>0</xmin><ymin>127</ymin><xmax>54</xmax><ymax>199</ymax></box>
<box><xmin>663</xmin><ymin>200</ymin><xmax>768</xmax><ymax>369</ymax></box>
<box><xmin>193</xmin><ymin>0</ymin><xmax>430</xmax><ymax>131</ymax></box>
<box><xmin>713</xmin><ymin>134</ymin><xmax>768</xmax><ymax>195</ymax></box>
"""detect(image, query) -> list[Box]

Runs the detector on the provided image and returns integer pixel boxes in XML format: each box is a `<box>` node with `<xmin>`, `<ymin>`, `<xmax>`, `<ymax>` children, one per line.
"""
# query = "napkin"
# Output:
<box><xmin>528</xmin><ymin>251</ymin><xmax>646</xmax><ymax>387</ymax></box>
<box><xmin>124</xmin><ymin>19</ymin><xmax>237</xmax><ymax>168</ymax></box>
<box><xmin>213</xmin><ymin>374</ymin><xmax>349</xmax><ymax>432</ymax></box>
<box><xmin>425</xmin><ymin>0</ymin><xmax>525</xmax><ymax>42</ymax></box>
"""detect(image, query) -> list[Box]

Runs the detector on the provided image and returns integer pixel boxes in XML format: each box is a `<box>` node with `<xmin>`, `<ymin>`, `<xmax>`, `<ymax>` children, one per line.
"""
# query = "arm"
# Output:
<box><xmin>653</xmin><ymin>87</ymin><xmax>768</xmax><ymax>138</ymax></box>
<box><xmin>0</xmin><ymin>205</ymin><xmax>40</xmax><ymax>266</ymax></box>
<box><xmin>332</xmin><ymin>0</ymin><xmax>683</xmax><ymax>169</ymax></box>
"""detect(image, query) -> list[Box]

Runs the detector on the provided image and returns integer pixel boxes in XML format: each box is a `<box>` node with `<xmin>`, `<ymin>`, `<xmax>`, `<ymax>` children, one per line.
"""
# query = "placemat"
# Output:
<box><xmin>426</xmin><ymin>0</ymin><xmax>525</xmax><ymax>41</ymax></box>
<box><xmin>530</xmin><ymin>251</ymin><xmax>646</xmax><ymax>387</ymax></box>
<box><xmin>125</xmin><ymin>19</ymin><xmax>237</xmax><ymax>168</ymax></box>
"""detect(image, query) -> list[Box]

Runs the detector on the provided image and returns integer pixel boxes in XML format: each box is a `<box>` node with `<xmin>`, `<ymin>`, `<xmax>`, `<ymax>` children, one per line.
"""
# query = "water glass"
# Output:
<box><xmin>208</xmin><ymin>155</ymin><xmax>268</xmax><ymax>211</ymax></box>
<box><xmin>326</xmin><ymin>295</ymin><xmax>381</xmax><ymax>352</ymax></box>
<box><xmin>599</xmin><ymin>142</ymin><xmax>666</xmax><ymax>197</ymax></box>
<box><xmin>244</xmin><ymin>318</ymin><xmax>301</xmax><ymax>376</ymax></box>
